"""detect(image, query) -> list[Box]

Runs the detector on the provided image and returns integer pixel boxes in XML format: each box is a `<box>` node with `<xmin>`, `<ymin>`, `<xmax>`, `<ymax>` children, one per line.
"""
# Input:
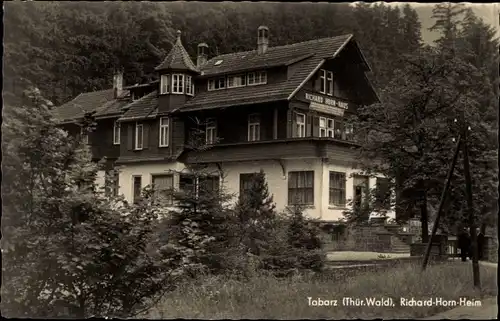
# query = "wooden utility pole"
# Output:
<box><xmin>422</xmin><ymin>135</ymin><xmax>462</xmax><ymax>270</ymax></box>
<box><xmin>463</xmin><ymin>123</ymin><xmax>481</xmax><ymax>288</ymax></box>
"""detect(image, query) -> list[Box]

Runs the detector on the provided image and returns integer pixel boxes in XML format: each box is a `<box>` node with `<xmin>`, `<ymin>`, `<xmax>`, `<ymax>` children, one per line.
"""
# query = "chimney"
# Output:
<box><xmin>197</xmin><ymin>43</ymin><xmax>209</xmax><ymax>67</ymax></box>
<box><xmin>113</xmin><ymin>70</ymin><xmax>123</xmax><ymax>99</ymax></box>
<box><xmin>257</xmin><ymin>26</ymin><xmax>269</xmax><ymax>54</ymax></box>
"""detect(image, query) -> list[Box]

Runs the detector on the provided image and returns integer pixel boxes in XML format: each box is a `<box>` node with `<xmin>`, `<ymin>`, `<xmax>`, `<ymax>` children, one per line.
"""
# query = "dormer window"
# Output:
<box><xmin>247</xmin><ymin>71</ymin><xmax>267</xmax><ymax>86</ymax></box>
<box><xmin>208</xmin><ymin>77</ymin><xmax>226</xmax><ymax>91</ymax></box>
<box><xmin>227</xmin><ymin>75</ymin><xmax>246</xmax><ymax>88</ymax></box>
<box><xmin>160</xmin><ymin>74</ymin><xmax>170</xmax><ymax>94</ymax></box>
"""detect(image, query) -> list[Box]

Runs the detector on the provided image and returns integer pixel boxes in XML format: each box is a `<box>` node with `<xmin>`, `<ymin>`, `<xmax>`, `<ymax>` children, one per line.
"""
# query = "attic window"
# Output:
<box><xmin>214</xmin><ymin>60</ymin><xmax>223</xmax><ymax>66</ymax></box>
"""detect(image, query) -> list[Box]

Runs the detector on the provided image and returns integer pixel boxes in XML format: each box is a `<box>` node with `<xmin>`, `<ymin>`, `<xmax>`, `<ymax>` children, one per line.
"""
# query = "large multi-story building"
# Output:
<box><xmin>52</xmin><ymin>27</ymin><xmax>393</xmax><ymax>222</ymax></box>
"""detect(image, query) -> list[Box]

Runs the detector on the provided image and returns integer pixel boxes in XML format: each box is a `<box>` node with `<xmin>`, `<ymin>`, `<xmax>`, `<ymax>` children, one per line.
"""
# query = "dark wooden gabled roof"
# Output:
<box><xmin>52</xmin><ymin>89</ymin><xmax>129</xmax><ymax>123</ymax></box>
<box><xmin>199</xmin><ymin>34</ymin><xmax>358</xmax><ymax>76</ymax></box>
<box><xmin>155</xmin><ymin>30</ymin><xmax>199</xmax><ymax>73</ymax></box>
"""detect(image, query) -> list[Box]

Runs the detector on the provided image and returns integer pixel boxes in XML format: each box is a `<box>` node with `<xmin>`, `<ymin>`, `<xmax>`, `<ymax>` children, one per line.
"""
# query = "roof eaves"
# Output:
<box><xmin>286</xmin><ymin>59</ymin><xmax>326</xmax><ymax>101</ymax></box>
<box><xmin>118</xmin><ymin>113</ymin><xmax>158</xmax><ymax>122</ymax></box>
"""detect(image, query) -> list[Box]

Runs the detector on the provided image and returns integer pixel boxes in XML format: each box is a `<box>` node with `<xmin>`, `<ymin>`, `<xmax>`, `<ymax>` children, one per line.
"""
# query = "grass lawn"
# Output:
<box><xmin>144</xmin><ymin>262</ymin><xmax>497</xmax><ymax>319</ymax></box>
<box><xmin>326</xmin><ymin>251</ymin><xmax>410</xmax><ymax>261</ymax></box>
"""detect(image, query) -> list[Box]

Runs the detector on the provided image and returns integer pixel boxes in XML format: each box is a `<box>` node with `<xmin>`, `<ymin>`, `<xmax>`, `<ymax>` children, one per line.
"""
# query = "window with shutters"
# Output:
<box><xmin>329</xmin><ymin>171</ymin><xmax>346</xmax><ymax>207</ymax></box>
<box><xmin>206</xmin><ymin>118</ymin><xmax>217</xmax><ymax>144</ymax></box>
<box><xmin>179</xmin><ymin>174</ymin><xmax>219</xmax><ymax>198</ymax></box>
<box><xmin>152</xmin><ymin>174</ymin><xmax>174</xmax><ymax>205</ymax></box>
<box><xmin>159</xmin><ymin>117</ymin><xmax>169</xmax><ymax>147</ymax></box>
<box><xmin>160</xmin><ymin>74</ymin><xmax>170</xmax><ymax>94</ymax></box>
<box><xmin>248</xmin><ymin>113</ymin><xmax>260</xmax><ymax>141</ymax></box>
<box><xmin>132</xmin><ymin>175</ymin><xmax>142</xmax><ymax>204</ymax></box>
<box><xmin>113</xmin><ymin>121</ymin><xmax>121</xmax><ymax>145</ymax></box>
<box><xmin>295</xmin><ymin>113</ymin><xmax>306</xmax><ymax>138</ymax></box>
<box><xmin>319</xmin><ymin>117</ymin><xmax>327</xmax><ymax>137</ymax></box>
<box><xmin>135</xmin><ymin>122</ymin><xmax>143</xmax><ymax>150</ymax></box>
<box><xmin>288</xmin><ymin>171</ymin><xmax>314</xmax><ymax>205</ymax></box>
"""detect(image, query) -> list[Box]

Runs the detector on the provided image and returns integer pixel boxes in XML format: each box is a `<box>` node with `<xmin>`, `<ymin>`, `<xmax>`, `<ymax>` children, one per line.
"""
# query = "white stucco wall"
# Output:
<box><xmin>116</xmin><ymin>158</ymin><xmax>394</xmax><ymax>222</ymax></box>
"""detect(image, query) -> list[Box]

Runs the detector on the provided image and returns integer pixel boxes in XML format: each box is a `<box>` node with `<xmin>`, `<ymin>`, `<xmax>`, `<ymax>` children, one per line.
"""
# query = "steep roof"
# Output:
<box><xmin>155</xmin><ymin>30</ymin><xmax>198</xmax><ymax>73</ymax></box>
<box><xmin>51</xmin><ymin>89</ymin><xmax>130</xmax><ymax>123</ymax></box>
<box><xmin>118</xmin><ymin>90</ymin><xmax>159</xmax><ymax>121</ymax></box>
<box><xmin>182</xmin><ymin>34</ymin><xmax>357</xmax><ymax>111</ymax></box>
<box><xmin>199</xmin><ymin>34</ymin><xmax>357</xmax><ymax>77</ymax></box>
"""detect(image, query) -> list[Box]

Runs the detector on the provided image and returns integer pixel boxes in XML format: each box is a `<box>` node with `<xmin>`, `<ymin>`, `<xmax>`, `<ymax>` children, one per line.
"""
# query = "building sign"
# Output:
<box><xmin>305</xmin><ymin>93</ymin><xmax>348</xmax><ymax>116</ymax></box>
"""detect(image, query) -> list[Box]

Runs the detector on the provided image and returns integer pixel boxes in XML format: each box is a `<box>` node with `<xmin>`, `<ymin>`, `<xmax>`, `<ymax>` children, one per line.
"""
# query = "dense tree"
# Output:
<box><xmin>2</xmin><ymin>88</ymin><xmax>174</xmax><ymax>318</ymax></box>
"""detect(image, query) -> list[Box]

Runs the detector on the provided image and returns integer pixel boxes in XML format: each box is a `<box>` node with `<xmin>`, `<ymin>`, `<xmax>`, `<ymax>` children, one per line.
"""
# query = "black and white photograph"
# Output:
<box><xmin>2</xmin><ymin>1</ymin><xmax>499</xmax><ymax>319</ymax></box>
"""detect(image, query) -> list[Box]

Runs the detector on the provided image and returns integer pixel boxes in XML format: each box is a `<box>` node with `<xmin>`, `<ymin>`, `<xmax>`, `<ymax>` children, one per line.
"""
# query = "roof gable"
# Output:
<box><xmin>155</xmin><ymin>30</ymin><xmax>198</xmax><ymax>73</ymax></box>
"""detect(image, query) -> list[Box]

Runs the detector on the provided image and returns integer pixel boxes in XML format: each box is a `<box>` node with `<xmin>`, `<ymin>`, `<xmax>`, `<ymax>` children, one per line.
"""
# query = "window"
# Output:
<box><xmin>327</xmin><ymin>118</ymin><xmax>334</xmax><ymax>138</ymax></box>
<box><xmin>248</xmin><ymin>113</ymin><xmax>260</xmax><ymax>141</ymax></box>
<box><xmin>240</xmin><ymin>173</ymin><xmax>258</xmax><ymax>197</ymax></box>
<box><xmin>206</xmin><ymin>118</ymin><xmax>217</xmax><ymax>144</ymax></box>
<box><xmin>288</xmin><ymin>171</ymin><xmax>314</xmax><ymax>205</ymax></box>
<box><xmin>353</xmin><ymin>175</ymin><xmax>369</xmax><ymax>208</ymax></box>
<box><xmin>172</xmin><ymin>74</ymin><xmax>184</xmax><ymax>94</ymax></box>
<box><xmin>319</xmin><ymin>117</ymin><xmax>327</xmax><ymax>137</ymax></box>
<box><xmin>159</xmin><ymin>117</ymin><xmax>169</xmax><ymax>147</ymax></box>
<box><xmin>152</xmin><ymin>174</ymin><xmax>174</xmax><ymax>205</ymax></box>
<box><xmin>319</xmin><ymin>69</ymin><xmax>334</xmax><ymax>96</ymax></box>
<box><xmin>375</xmin><ymin>177</ymin><xmax>391</xmax><ymax>210</ymax></box>
<box><xmin>160</xmin><ymin>74</ymin><xmax>170</xmax><ymax>94</ymax></box>
<box><xmin>133</xmin><ymin>176</ymin><xmax>142</xmax><ymax>204</ymax></box>
<box><xmin>135</xmin><ymin>123</ymin><xmax>143</xmax><ymax>150</ymax></box>
<box><xmin>208</xmin><ymin>77</ymin><xmax>225</xmax><ymax>91</ymax></box>
<box><xmin>248</xmin><ymin>71</ymin><xmax>267</xmax><ymax>85</ymax></box>
<box><xmin>319</xmin><ymin>69</ymin><xmax>326</xmax><ymax>94</ymax></box>
<box><xmin>179</xmin><ymin>174</ymin><xmax>196</xmax><ymax>194</ymax></box>
<box><xmin>327</xmin><ymin>71</ymin><xmax>334</xmax><ymax>96</ymax></box>
<box><xmin>227</xmin><ymin>74</ymin><xmax>246</xmax><ymax>88</ymax></box>
<box><xmin>334</xmin><ymin>119</ymin><xmax>345</xmax><ymax>140</ymax></box>
<box><xmin>329</xmin><ymin>172</ymin><xmax>346</xmax><ymax>207</ymax></box>
<box><xmin>199</xmin><ymin>176</ymin><xmax>220</xmax><ymax>195</ymax></box>
<box><xmin>295</xmin><ymin>113</ymin><xmax>306</xmax><ymax>138</ymax></box>
<box><xmin>185</xmin><ymin>75</ymin><xmax>193</xmax><ymax>96</ymax></box>
<box><xmin>113</xmin><ymin>121</ymin><xmax>121</xmax><ymax>145</ymax></box>
<box><xmin>247</xmin><ymin>72</ymin><xmax>256</xmax><ymax>85</ymax></box>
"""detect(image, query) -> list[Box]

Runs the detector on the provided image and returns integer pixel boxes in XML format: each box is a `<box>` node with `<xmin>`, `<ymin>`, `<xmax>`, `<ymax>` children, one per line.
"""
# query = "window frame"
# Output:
<box><xmin>295</xmin><ymin>113</ymin><xmax>306</xmax><ymax>138</ymax></box>
<box><xmin>327</xmin><ymin>118</ymin><xmax>334</xmax><ymax>138</ymax></box>
<box><xmin>205</xmin><ymin>117</ymin><xmax>217</xmax><ymax>145</ymax></box>
<box><xmin>185</xmin><ymin>75</ymin><xmax>193</xmax><ymax>96</ymax></box>
<box><xmin>319</xmin><ymin>117</ymin><xmax>327</xmax><ymax>137</ymax></box>
<box><xmin>135</xmin><ymin>122</ymin><xmax>143</xmax><ymax>150</ymax></box>
<box><xmin>159</xmin><ymin>117</ymin><xmax>169</xmax><ymax>147</ymax></box>
<box><xmin>329</xmin><ymin>171</ymin><xmax>346</xmax><ymax>207</ymax></box>
<box><xmin>247</xmin><ymin>113</ymin><xmax>261</xmax><ymax>142</ymax></box>
<box><xmin>227</xmin><ymin>74</ymin><xmax>246</xmax><ymax>88</ymax></box>
<box><xmin>288</xmin><ymin>171</ymin><xmax>314</xmax><ymax>206</ymax></box>
<box><xmin>172</xmin><ymin>74</ymin><xmax>185</xmax><ymax>94</ymax></box>
<box><xmin>319</xmin><ymin>69</ymin><xmax>326</xmax><ymax>94</ymax></box>
<box><xmin>327</xmin><ymin>71</ymin><xmax>334</xmax><ymax>96</ymax></box>
<box><xmin>239</xmin><ymin>173</ymin><xmax>258</xmax><ymax>199</ymax></box>
<box><xmin>160</xmin><ymin>74</ymin><xmax>170</xmax><ymax>94</ymax></box>
<box><xmin>113</xmin><ymin>121</ymin><xmax>121</xmax><ymax>145</ymax></box>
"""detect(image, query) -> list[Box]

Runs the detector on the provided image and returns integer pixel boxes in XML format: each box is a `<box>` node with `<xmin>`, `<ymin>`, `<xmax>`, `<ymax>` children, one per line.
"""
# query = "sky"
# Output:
<box><xmin>355</xmin><ymin>2</ymin><xmax>499</xmax><ymax>44</ymax></box>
